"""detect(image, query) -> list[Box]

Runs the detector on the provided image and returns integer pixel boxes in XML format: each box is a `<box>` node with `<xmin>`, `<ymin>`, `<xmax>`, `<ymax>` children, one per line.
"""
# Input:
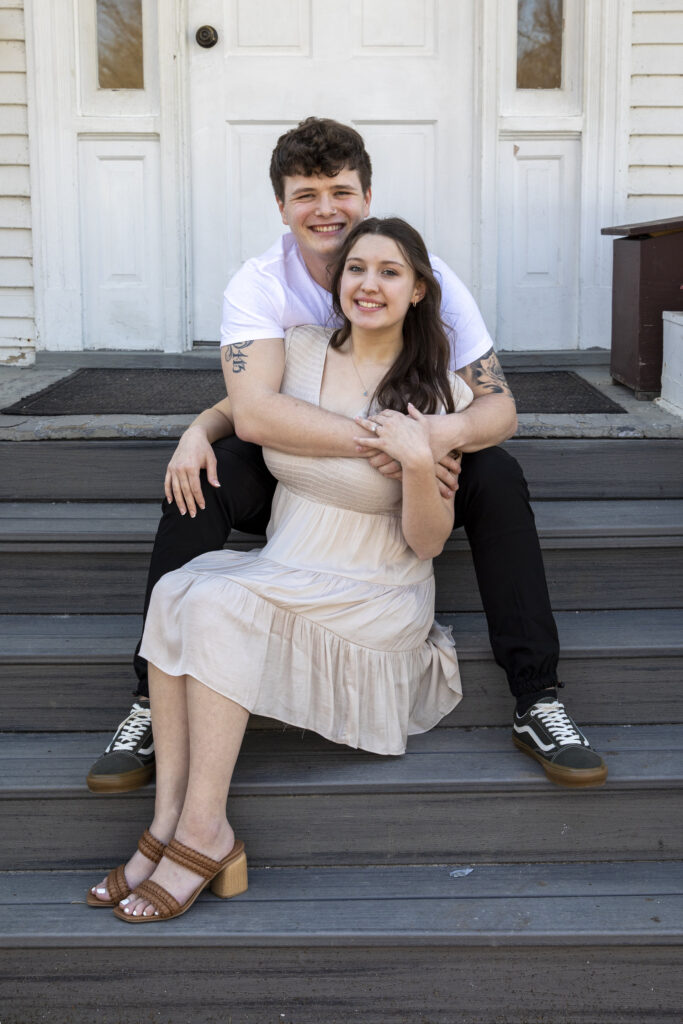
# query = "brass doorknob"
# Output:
<box><xmin>196</xmin><ymin>26</ymin><xmax>218</xmax><ymax>48</ymax></box>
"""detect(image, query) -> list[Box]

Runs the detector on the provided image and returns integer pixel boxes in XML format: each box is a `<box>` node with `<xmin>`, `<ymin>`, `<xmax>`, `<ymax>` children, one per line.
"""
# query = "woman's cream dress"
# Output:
<box><xmin>140</xmin><ymin>325</ymin><xmax>473</xmax><ymax>755</ymax></box>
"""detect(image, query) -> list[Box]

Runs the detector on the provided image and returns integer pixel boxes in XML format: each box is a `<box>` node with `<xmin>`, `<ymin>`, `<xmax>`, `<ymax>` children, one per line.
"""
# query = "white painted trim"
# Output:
<box><xmin>473</xmin><ymin>0</ymin><xmax>500</xmax><ymax>340</ymax></box>
<box><xmin>157</xmin><ymin>0</ymin><xmax>191</xmax><ymax>352</ymax></box>
<box><xmin>578</xmin><ymin>0</ymin><xmax>632</xmax><ymax>350</ymax></box>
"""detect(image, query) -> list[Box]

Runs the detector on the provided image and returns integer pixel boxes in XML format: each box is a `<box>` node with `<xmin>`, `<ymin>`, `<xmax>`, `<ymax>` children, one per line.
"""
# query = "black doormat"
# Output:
<box><xmin>2</xmin><ymin>367</ymin><xmax>626</xmax><ymax>416</ymax></box>
<box><xmin>505</xmin><ymin>371</ymin><xmax>625</xmax><ymax>414</ymax></box>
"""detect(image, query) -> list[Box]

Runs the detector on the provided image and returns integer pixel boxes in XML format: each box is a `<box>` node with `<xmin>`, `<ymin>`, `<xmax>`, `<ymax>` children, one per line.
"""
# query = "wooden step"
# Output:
<box><xmin>2</xmin><ymin>726</ymin><xmax>681</xmax><ymax>870</ymax></box>
<box><xmin>3</xmin><ymin>498</ymin><xmax>683</xmax><ymax>542</ymax></box>
<box><xmin>2</xmin><ymin>609</ymin><xmax>681</xmax><ymax>730</ymax></box>
<box><xmin>2</xmin><ymin>438</ymin><xmax>682</xmax><ymax>500</ymax></box>
<box><xmin>1</xmin><ymin>862</ymin><xmax>680</xmax><ymax>1023</ymax></box>
<box><xmin>2</xmin><ymin>500</ymin><xmax>681</xmax><ymax>613</ymax></box>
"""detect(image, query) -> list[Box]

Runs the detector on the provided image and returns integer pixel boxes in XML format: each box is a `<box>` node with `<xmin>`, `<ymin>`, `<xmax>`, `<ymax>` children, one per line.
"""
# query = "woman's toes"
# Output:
<box><xmin>119</xmin><ymin>894</ymin><xmax>156</xmax><ymax>917</ymax></box>
<box><xmin>133</xmin><ymin>900</ymin><xmax>153</xmax><ymax>917</ymax></box>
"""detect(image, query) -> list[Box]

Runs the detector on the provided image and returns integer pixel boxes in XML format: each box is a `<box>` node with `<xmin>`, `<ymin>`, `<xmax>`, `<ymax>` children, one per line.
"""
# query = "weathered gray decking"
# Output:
<box><xmin>1</xmin><ymin>414</ymin><xmax>682</xmax><ymax>1021</ymax></box>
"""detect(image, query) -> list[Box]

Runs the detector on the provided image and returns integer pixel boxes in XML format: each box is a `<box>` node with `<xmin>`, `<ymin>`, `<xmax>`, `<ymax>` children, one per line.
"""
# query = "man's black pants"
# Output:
<box><xmin>133</xmin><ymin>438</ymin><xmax>559</xmax><ymax>700</ymax></box>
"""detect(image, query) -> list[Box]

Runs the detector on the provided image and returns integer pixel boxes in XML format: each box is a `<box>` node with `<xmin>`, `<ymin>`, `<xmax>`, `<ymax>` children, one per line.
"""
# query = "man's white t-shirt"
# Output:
<box><xmin>221</xmin><ymin>233</ymin><xmax>492</xmax><ymax>372</ymax></box>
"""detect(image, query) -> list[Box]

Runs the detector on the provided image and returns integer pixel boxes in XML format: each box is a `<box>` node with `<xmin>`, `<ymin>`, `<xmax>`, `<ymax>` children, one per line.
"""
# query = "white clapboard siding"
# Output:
<box><xmin>0</xmin><ymin>315</ymin><xmax>36</xmax><ymax>339</ymax></box>
<box><xmin>0</xmin><ymin>257</ymin><xmax>33</xmax><ymax>286</ymax></box>
<box><xmin>0</xmin><ymin>104</ymin><xmax>27</xmax><ymax>134</ymax></box>
<box><xmin>631</xmin><ymin>75</ymin><xmax>683</xmax><ymax>106</ymax></box>
<box><xmin>1</xmin><ymin>72</ymin><xmax>26</xmax><ymax>103</ymax></box>
<box><xmin>0</xmin><ymin>0</ymin><xmax>34</xmax><ymax>364</ymax></box>
<box><xmin>634</xmin><ymin>0</ymin><xmax>683</xmax><ymax>9</ymax></box>
<box><xmin>0</xmin><ymin>228</ymin><xmax>30</xmax><ymax>259</ymax></box>
<box><xmin>0</xmin><ymin>287</ymin><xmax>33</xmax><ymax>316</ymax></box>
<box><xmin>630</xmin><ymin>136</ymin><xmax>683</xmax><ymax>165</ymax></box>
<box><xmin>631</xmin><ymin>43</ymin><xmax>683</xmax><ymax>74</ymax></box>
<box><xmin>0</xmin><ymin>7</ymin><xmax>23</xmax><ymax>34</ymax></box>
<box><xmin>0</xmin><ymin>38</ymin><xmax>25</xmax><ymax>70</ymax></box>
<box><xmin>0</xmin><ymin>164</ymin><xmax>29</xmax><ymax>196</ymax></box>
<box><xmin>630</xmin><ymin>107</ymin><xmax>683</xmax><ymax>133</ymax></box>
<box><xmin>630</xmin><ymin>166</ymin><xmax>683</xmax><ymax>193</ymax></box>
<box><xmin>632</xmin><ymin>10</ymin><xmax>683</xmax><ymax>42</ymax></box>
<box><xmin>0</xmin><ymin>196</ymin><xmax>30</xmax><ymax>229</ymax></box>
<box><xmin>628</xmin><ymin>6</ymin><xmax>683</xmax><ymax>223</ymax></box>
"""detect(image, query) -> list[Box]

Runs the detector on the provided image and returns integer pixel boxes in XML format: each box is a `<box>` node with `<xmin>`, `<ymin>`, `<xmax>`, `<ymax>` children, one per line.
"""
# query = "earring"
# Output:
<box><xmin>412</xmin><ymin>300</ymin><xmax>417</xmax><ymax>308</ymax></box>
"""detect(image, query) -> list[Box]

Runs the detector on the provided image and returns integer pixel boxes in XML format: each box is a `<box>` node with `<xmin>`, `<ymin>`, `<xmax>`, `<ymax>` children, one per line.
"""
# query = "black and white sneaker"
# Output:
<box><xmin>86</xmin><ymin>702</ymin><xmax>155</xmax><ymax>794</ymax></box>
<box><xmin>512</xmin><ymin>696</ymin><xmax>607</xmax><ymax>787</ymax></box>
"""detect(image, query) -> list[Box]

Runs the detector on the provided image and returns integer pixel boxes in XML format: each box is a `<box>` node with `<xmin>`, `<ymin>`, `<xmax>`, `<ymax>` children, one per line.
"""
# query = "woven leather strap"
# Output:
<box><xmin>164</xmin><ymin>838</ymin><xmax>227</xmax><ymax>879</ymax></box>
<box><xmin>106</xmin><ymin>863</ymin><xmax>130</xmax><ymax>905</ymax></box>
<box><xmin>133</xmin><ymin>879</ymin><xmax>181</xmax><ymax>919</ymax></box>
<box><xmin>137</xmin><ymin>828</ymin><xmax>165</xmax><ymax>864</ymax></box>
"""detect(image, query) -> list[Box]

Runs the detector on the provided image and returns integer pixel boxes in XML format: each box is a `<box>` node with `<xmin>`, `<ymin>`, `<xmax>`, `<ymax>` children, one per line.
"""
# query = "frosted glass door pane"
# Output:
<box><xmin>517</xmin><ymin>0</ymin><xmax>563</xmax><ymax>89</ymax></box>
<box><xmin>97</xmin><ymin>0</ymin><xmax>144</xmax><ymax>89</ymax></box>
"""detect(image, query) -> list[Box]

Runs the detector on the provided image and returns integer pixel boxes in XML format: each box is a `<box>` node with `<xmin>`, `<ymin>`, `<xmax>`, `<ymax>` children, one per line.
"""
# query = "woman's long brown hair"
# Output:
<box><xmin>329</xmin><ymin>217</ymin><xmax>454</xmax><ymax>415</ymax></box>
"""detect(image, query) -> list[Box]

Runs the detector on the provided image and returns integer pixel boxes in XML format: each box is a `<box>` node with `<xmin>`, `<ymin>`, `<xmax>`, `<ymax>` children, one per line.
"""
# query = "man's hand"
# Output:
<box><xmin>164</xmin><ymin>425</ymin><xmax>220</xmax><ymax>517</ymax></box>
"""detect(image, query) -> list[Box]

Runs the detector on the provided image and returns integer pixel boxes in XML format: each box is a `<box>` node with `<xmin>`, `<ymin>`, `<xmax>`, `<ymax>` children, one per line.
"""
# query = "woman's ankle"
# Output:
<box><xmin>174</xmin><ymin>814</ymin><xmax>233</xmax><ymax>853</ymax></box>
<box><xmin>148</xmin><ymin>809</ymin><xmax>183</xmax><ymax>845</ymax></box>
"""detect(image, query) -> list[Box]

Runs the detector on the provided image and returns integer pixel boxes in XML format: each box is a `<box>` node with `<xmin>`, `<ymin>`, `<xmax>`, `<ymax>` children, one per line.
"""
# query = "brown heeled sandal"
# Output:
<box><xmin>86</xmin><ymin>828</ymin><xmax>165</xmax><ymax>908</ymax></box>
<box><xmin>112</xmin><ymin>836</ymin><xmax>248</xmax><ymax>923</ymax></box>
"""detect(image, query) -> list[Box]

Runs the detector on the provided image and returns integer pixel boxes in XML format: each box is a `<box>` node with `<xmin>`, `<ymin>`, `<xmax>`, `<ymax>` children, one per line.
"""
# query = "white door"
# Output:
<box><xmin>187</xmin><ymin>0</ymin><xmax>480</xmax><ymax>343</ymax></box>
<box><xmin>28</xmin><ymin>0</ymin><xmax>186</xmax><ymax>352</ymax></box>
<box><xmin>495</xmin><ymin>0</ymin><xmax>584</xmax><ymax>350</ymax></box>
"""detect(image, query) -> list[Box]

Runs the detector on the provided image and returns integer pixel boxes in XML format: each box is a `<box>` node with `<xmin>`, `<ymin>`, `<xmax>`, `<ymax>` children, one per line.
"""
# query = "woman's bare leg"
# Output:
<box><xmin>121</xmin><ymin>675</ymin><xmax>249</xmax><ymax>917</ymax></box>
<box><xmin>90</xmin><ymin>664</ymin><xmax>189</xmax><ymax>903</ymax></box>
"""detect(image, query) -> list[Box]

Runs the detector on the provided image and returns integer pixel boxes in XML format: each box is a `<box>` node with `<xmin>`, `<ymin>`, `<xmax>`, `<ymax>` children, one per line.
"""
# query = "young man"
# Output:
<box><xmin>87</xmin><ymin>118</ymin><xmax>606</xmax><ymax>794</ymax></box>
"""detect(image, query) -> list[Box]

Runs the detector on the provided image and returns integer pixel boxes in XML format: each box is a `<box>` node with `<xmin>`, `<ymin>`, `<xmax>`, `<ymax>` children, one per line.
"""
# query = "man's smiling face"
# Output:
<box><xmin>276</xmin><ymin>168</ymin><xmax>371</xmax><ymax>270</ymax></box>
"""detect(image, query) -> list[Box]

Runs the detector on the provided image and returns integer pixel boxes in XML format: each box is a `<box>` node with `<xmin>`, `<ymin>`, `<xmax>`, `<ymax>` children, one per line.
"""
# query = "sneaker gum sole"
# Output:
<box><xmin>86</xmin><ymin>763</ymin><xmax>155</xmax><ymax>794</ymax></box>
<box><xmin>513</xmin><ymin>735</ymin><xmax>608</xmax><ymax>788</ymax></box>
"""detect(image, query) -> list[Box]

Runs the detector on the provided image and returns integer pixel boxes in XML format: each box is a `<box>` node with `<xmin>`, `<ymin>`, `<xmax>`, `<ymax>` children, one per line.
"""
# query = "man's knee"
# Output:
<box><xmin>158</xmin><ymin>467</ymin><xmax>222</xmax><ymax>522</ymax></box>
<box><xmin>210</xmin><ymin>435</ymin><xmax>276</xmax><ymax>533</ymax></box>
<box><xmin>212</xmin><ymin>435</ymin><xmax>267</xmax><ymax>475</ymax></box>
<box><xmin>461</xmin><ymin>446</ymin><xmax>529</xmax><ymax>501</ymax></box>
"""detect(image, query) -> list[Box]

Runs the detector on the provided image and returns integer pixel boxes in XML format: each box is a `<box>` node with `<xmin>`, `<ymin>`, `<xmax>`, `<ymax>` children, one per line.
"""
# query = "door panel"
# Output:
<box><xmin>79</xmin><ymin>138</ymin><xmax>164</xmax><ymax>351</ymax></box>
<box><xmin>497</xmin><ymin>136</ymin><xmax>580</xmax><ymax>349</ymax></box>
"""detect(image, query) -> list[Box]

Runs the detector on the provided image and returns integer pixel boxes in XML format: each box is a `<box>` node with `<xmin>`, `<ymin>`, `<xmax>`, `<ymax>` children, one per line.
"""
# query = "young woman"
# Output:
<box><xmin>88</xmin><ymin>217</ymin><xmax>473</xmax><ymax>923</ymax></box>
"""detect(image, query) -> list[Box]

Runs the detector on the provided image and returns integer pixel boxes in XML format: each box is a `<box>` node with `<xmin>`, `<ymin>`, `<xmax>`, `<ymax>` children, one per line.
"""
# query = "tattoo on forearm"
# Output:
<box><xmin>466</xmin><ymin>347</ymin><xmax>515</xmax><ymax>399</ymax></box>
<box><xmin>223</xmin><ymin>340</ymin><xmax>254</xmax><ymax>373</ymax></box>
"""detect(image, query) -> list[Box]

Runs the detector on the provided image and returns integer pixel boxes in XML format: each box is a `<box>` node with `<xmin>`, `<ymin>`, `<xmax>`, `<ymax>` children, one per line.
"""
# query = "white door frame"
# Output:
<box><xmin>473</xmin><ymin>0</ymin><xmax>632</xmax><ymax>350</ymax></box>
<box><xmin>24</xmin><ymin>0</ymin><xmax>191</xmax><ymax>351</ymax></box>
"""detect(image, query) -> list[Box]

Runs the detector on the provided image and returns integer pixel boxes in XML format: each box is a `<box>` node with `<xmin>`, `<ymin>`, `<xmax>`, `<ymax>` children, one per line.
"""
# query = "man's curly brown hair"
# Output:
<box><xmin>269</xmin><ymin>117</ymin><xmax>372</xmax><ymax>201</ymax></box>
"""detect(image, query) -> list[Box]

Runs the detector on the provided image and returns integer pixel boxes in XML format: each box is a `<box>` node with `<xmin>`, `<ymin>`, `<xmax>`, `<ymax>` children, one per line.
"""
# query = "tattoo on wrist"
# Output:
<box><xmin>467</xmin><ymin>347</ymin><xmax>515</xmax><ymax>399</ymax></box>
<box><xmin>223</xmin><ymin>340</ymin><xmax>254</xmax><ymax>373</ymax></box>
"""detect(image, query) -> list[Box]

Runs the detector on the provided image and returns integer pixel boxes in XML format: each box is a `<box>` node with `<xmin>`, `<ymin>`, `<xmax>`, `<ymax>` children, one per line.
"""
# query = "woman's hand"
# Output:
<box><xmin>357</xmin><ymin>405</ymin><xmax>456</xmax><ymax>559</ymax></box>
<box><xmin>354</xmin><ymin>405</ymin><xmax>433</xmax><ymax>470</ymax></box>
<box><xmin>354</xmin><ymin>408</ymin><xmax>461</xmax><ymax>498</ymax></box>
<box><xmin>164</xmin><ymin>425</ymin><xmax>220</xmax><ymax>517</ymax></box>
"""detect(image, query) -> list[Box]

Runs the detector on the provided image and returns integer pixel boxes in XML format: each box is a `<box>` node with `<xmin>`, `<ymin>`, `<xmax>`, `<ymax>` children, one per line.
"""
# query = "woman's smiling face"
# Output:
<box><xmin>338</xmin><ymin>234</ymin><xmax>425</xmax><ymax>332</ymax></box>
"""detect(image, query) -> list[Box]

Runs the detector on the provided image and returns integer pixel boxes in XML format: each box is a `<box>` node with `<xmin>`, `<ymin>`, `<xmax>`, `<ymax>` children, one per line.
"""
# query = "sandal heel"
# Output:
<box><xmin>211</xmin><ymin>849</ymin><xmax>248</xmax><ymax>899</ymax></box>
